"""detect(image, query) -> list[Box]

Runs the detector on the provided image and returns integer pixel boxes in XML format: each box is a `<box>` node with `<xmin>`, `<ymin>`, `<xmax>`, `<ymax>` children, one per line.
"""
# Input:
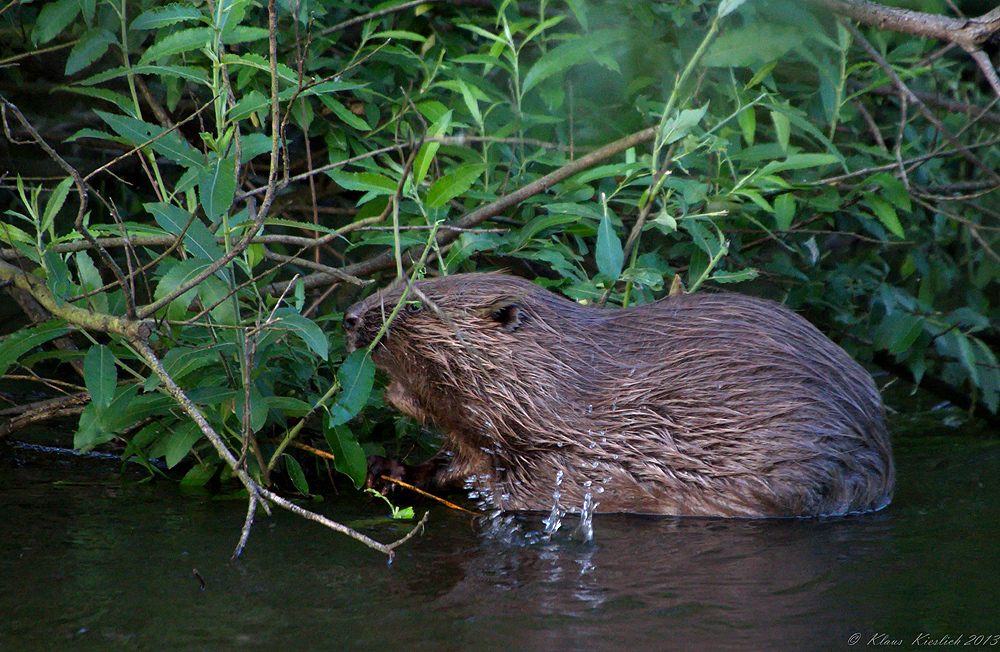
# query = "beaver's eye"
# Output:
<box><xmin>404</xmin><ymin>301</ymin><xmax>422</xmax><ymax>314</ymax></box>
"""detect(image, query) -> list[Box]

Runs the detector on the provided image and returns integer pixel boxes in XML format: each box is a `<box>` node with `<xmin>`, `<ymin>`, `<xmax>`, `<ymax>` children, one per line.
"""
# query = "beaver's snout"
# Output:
<box><xmin>342</xmin><ymin>307</ymin><xmax>365</xmax><ymax>351</ymax></box>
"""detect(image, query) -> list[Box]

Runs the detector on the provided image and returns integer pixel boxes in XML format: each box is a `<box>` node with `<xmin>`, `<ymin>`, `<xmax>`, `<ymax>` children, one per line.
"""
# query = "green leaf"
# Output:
<box><xmin>507</xmin><ymin>214</ymin><xmax>582</xmax><ymax>252</ymax></box>
<box><xmin>328</xmin><ymin>170</ymin><xmax>399</xmax><ymax>197</ymax></box>
<box><xmin>323</xmin><ymin>423</ymin><xmax>367</xmax><ymax>489</ymax></box>
<box><xmin>96</xmin><ymin>110</ymin><xmax>202</xmax><ymax>168</ymax></box>
<box><xmin>65</xmin><ymin>28</ymin><xmax>117</xmax><ymax>75</ymax></box>
<box><xmin>80</xmin><ymin>64</ymin><xmax>210</xmax><ymax>87</ymax></box>
<box><xmin>596</xmin><ymin>210</ymin><xmax>624</xmax><ymax>281</ymax></box>
<box><xmin>32</xmin><ymin>0</ymin><xmax>81</xmax><ymax>45</ymax></box>
<box><xmin>137</xmin><ymin>27</ymin><xmax>213</xmax><ymax>65</ymax></box>
<box><xmin>413</xmin><ymin>111</ymin><xmax>452</xmax><ymax>186</ymax></box>
<box><xmin>131</xmin><ymin>4</ymin><xmax>206</xmax><ymax>30</ymax></box>
<box><xmin>703</xmin><ymin>23</ymin><xmax>805</xmax><ymax>68</ymax></box>
<box><xmin>867</xmin><ymin>194</ymin><xmax>905</xmax><ymax>239</ymax></box>
<box><xmin>886</xmin><ymin>314</ymin><xmax>924</xmax><ymax>355</ymax></box>
<box><xmin>710</xmin><ymin>268</ymin><xmax>759</xmax><ymax>284</ymax></box>
<box><xmin>145</xmin><ymin>202</ymin><xmax>224</xmax><ymax>262</ymax></box>
<box><xmin>198</xmin><ymin>276</ymin><xmax>237</xmax><ymax>325</ymax></box>
<box><xmin>738</xmin><ymin>105</ymin><xmax>756</xmax><ymax>145</ymax></box>
<box><xmin>425</xmin><ymin>163</ymin><xmax>484</xmax><ymax>208</ymax></box>
<box><xmin>759</xmin><ymin>153</ymin><xmax>839</xmax><ymax>176</ymax></box>
<box><xmin>83</xmin><ymin>345</ymin><xmax>117</xmax><ymax>409</ymax></box>
<box><xmin>273</xmin><ymin>310</ymin><xmax>329</xmax><ymax>359</ymax></box>
<box><xmin>234</xmin><ymin>385</ymin><xmax>268</xmax><ymax>433</ymax></box>
<box><xmin>42</xmin><ymin>250</ymin><xmax>73</xmax><ymax>303</ymax></box>
<box><xmin>954</xmin><ymin>332</ymin><xmax>980</xmax><ymax>386</ymax></box>
<box><xmin>770</xmin><ymin>110</ymin><xmax>791</xmax><ymax>152</ymax></box>
<box><xmin>180</xmin><ymin>462</ymin><xmax>218</xmax><ymax>488</ymax></box>
<box><xmin>165</xmin><ymin>421</ymin><xmax>203</xmax><ymax>468</ymax></box>
<box><xmin>0</xmin><ymin>321</ymin><xmax>70</xmax><ymax>377</ymax></box>
<box><xmin>56</xmin><ymin>86</ymin><xmax>136</xmax><ymax>117</ymax></box>
<box><xmin>660</xmin><ymin>104</ymin><xmax>708</xmax><ymax>145</ymax></box>
<box><xmin>522</xmin><ymin>29</ymin><xmax>626</xmax><ymax>96</ymax></box>
<box><xmin>222</xmin><ymin>26</ymin><xmax>269</xmax><ymax>45</ymax></box>
<box><xmin>718</xmin><ymin>0</ymin><xmax>752</xmax><ymax>18</ymax></box>
<box><xmin>319</xmin><ymin>96</ymin><xmax>371</xmax><ymax>131</ymax></box>
<box><xmin>198</xmin><ymin>155</ymin><xmax>237</xmax><ymax>222</ymax></box>
<box><xmin>41</xmin><ymin>177</ymin><xmax>74</xmax><ymax>235</ymax></box>
<box><xmin>284</xmin><ymin>454</ymin><xmax>310</xmax><ymax>495</ymax></box>
<box><xmin>329</xmin><ymin>349</ymin><xmax>375</xmax><ymax>426</ymax></box>
<box><xmin>774</xmin><ymin>193</ymin><xmax>795</xmax><ymax>231</ymax></box>
<box><xmin>154</xmin><ymin>257</ymin><xmax>212</xmax><ymax>314</ymax></box>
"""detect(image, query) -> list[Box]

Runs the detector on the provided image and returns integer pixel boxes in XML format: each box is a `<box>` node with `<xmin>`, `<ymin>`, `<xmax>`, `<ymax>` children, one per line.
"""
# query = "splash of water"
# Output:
<box><xmin>542</xmin><ymin>469</ymin><xmax>565</xmax><ymax>536</ymax></box>
<box><xmin>570</xmin><ymin>492</ymin><xmax>599</xmax><ymax>543</ymax></box>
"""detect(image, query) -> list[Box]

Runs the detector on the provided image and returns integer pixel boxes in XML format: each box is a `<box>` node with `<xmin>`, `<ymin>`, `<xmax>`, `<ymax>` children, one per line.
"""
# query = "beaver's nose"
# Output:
<box><xmin>343</xmin><ymin>306</ymin><xmax>362</xmax><ymax>333</ymax></box>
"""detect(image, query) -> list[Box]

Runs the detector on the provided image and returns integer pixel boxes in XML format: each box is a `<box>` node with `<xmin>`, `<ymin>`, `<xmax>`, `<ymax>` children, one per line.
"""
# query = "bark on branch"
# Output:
<box><xmin>809</xmin><ymin>0</ymin><xmax>1000</xmax><ymax>52</ymax></box>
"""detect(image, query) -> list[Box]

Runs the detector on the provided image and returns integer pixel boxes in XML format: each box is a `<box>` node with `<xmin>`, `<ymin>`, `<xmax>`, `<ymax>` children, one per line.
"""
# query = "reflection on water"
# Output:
<box><xmin>1</xmin><ymin>414</ymin><xmax>998</xmax><ymax>652</ymax></box>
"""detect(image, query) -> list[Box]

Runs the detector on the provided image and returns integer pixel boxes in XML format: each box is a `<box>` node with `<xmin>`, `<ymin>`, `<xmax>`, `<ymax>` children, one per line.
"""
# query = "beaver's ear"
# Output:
<box><xmin>488</xmin><ymin>302</ymin><xmax>524</xmax><ymax>332</ymax></box>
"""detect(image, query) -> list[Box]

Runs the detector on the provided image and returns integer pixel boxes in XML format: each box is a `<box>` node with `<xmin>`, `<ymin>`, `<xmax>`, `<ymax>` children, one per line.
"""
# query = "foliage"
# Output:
<box><xmin>1</xmin><ymin>0</ymin><xmax>998</xmax><ymax>503</ymax></box>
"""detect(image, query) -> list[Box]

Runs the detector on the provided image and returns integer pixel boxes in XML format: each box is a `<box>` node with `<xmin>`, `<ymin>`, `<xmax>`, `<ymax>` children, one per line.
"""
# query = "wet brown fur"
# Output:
<box><xmin>344</xmin><ymin>273</ymin><xmax>895</xmax><ymax>517</ymax></box>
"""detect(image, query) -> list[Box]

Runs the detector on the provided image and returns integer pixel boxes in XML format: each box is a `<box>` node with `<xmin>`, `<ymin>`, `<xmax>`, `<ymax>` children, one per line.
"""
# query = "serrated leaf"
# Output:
<box><xmin>32</xmin><ymin>0</ymin><xmax>81</xmax><ymax>45</ymax></box>
<box><xmin>328</xmin><ymin>169</ymin><xmax>398</xmax><ymax>196</ymax></box>
<box><xmin>65</xmin><ymin>28</ymin><xmax>117</xmax><ymax>75</ymax></box>
<box><xmin>425</xmin><ymin>163</ymin><xmax>483</xmax><ymax>208</ymax></box>
<box><xmin>146</xmin><ymin>202</ymin><xmax>224</xmax><ymax>262</ymax></box>
<box><xmin>596</xmin><ymin>211</ymin><xmax>624</xmax><ymax>281</ymax></box>
<box><xmin>131</xmin><ymin>4</ymin><xmax>205</xmax><ymax>30</ymax></box>
<box><xmin>80</xmin><ymin>64</ymin><xmax>210</xmax><ymax>86</ymax></box>
<box><xmin>222</xmin><ymin>26</ymin><xmax>268</xmax><ymax>45</ymax></box>
<box><xmin>96</xmin><ymin>110</ymin><xmax>202</xmax><ymax>168</ymax></box>
<box><xmin>323</xmin><ymin>423</ymin><xmax>367</xmax><ymax>489</ymax></box>
<box><xmin>867</xmin><ymin>195</ymin><xmax>905</xmax><ymax>239</ymax></box>
<box><xmin>83</xmin><ymin>345</ymin><xmax>117</xmax><ymax>409</ymax></box>
<box><xmin>138</xmin><ymin>27</ymin><xmax>213</xmax><ymax>65</ymax></box>
<box><xmin>41</xmin><ymin>177</ymin><xmax>74</xmax><ymax>234</ymax></box>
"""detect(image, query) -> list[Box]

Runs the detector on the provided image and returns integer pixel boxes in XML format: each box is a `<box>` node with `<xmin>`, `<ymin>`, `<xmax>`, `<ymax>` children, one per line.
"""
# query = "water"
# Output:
<box><xmin>1</xmin><ymin>411</ymin><xmax>997</xmax><ymax>652</ymax></box>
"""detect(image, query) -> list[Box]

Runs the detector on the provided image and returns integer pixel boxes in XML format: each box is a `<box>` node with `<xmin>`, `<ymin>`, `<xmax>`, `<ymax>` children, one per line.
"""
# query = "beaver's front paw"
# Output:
<box><xmin>365</xmin><ymin>455</ymin><xmax>410</xmax><ymax>495</ymax></box>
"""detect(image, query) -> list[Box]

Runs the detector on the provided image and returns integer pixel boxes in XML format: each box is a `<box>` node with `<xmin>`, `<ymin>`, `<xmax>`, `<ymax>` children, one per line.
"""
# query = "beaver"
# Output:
<box><xmin>343</xmin><ymin>273</ymin><xmax>894</xmax><ymax>517</ymax></box>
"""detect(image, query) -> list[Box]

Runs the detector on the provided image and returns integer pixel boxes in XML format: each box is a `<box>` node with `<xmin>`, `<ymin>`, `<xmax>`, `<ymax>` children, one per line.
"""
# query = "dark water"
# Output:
<box><xmin>1</xmin><ymin>413</ymin><xmax>998</xmax><ymax>652</ymax></box>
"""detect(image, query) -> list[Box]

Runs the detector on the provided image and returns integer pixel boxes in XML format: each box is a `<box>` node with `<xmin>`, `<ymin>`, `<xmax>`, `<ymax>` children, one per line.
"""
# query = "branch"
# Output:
<box><xmin>809</xmin><ymin>0</ymin><xmax>1000</xmax><ymax>51</ymax></box>
<box><xmin>0</xmin><ymin>259</ymin><xmax>152</xmax><ymax>340</ymax></box>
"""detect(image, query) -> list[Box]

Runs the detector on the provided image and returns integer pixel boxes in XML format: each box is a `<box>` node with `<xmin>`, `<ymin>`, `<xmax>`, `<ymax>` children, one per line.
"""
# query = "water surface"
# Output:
<box><xmin>1</xmin><ymin>412</ymin><xmax>997</xmax><ymax>652</ymax></box>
